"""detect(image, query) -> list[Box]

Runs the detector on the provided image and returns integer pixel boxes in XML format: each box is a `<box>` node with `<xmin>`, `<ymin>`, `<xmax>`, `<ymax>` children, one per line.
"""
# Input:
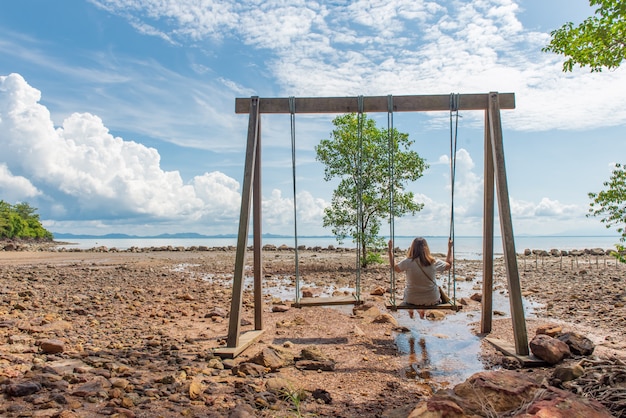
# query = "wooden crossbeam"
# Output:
<box><xmin>235</xmin><ymin>93</ymin><xmax>515</xmax><ymax>114</ymax></box>
<box><xmin>386</xmin><ymin>302</ymin><xmax>463</xmax><ymax>311</ymax></box>
<box><xmin>292</xmin><ymin>295</ymin><xmax>362</xmax><ymax>308</ymax></box>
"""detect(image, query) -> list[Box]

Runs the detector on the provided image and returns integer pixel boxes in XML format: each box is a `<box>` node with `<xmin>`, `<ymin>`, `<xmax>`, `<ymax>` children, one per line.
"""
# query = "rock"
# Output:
<box><xmin>272</xmin><ymin>304</ymin><xmax>290</xmax><ymax>312</ymax></box>
<box><xmin>301</xmin><ymin>287</ymin><xmax>321</xmax><ymax>298</ymax></box>
<box><xmin>207</xmin><ymin>358</ymin><xmax>224</xmax><ymax>370</ymax></box>
<box><xmin>408</xmin><ymin>395</ymin><xmax>468</xmax><ymax>417</ymax></box>
<box><xmin>6</xmin><ymin>381</ymin><xmax>42</xmax><ymax>397</ymax></box>
<box><xmin>353</xmin><ymin>303</ymin><xmax>381</xmax><ymax>318</ymax></box>
<box><xmin>369</xmin><ymin>286</ymin><xmax>386</xmax><ymax>296</ymax></box>
<box><xmin>529</xmin><ymin>334</ymin><xmax>571</xmax><ymax>364</ymax></box>
<box><xmin>352</xmin><ymin>325</ymin><xmax>366</xmax><ymax>336</ymax></box>
<box><xmin>515</xmin><ymin>385</ymin><xmax>613</xmax><ymax>417</ymax></box>
<box><xmin>228</xmin><ymin>403</ymin><xmax>257</xmax><ymax>418</ymax></box>
<box><xmin>535</xmin><ymin>324</ymin><xmax>563</xmax><ymax>337</ymax></box>
<box><xmin>45</xmin><ymin>359</ymin><xmax>90</xmax><ymax>375</ymax></box>
<box><xmin>551</xmin><ymin>364</ymin><xmax>585</xmax><ymax>384</ymax></box>
<box><xmin>110</xmin><ymin>377</ymin><xmax>130</xmax><ymax>389</ymax></box>
<box><xmin>232</xmin><ymin>362</ymin><xmax>267</xmax><ymax>377</ymax></box>
<box><xmin>249</xmin><ymin>346</ymin><xmax>293</xmax><ymax>370</ymax></box>
<box><xmin>470</xmin><ymin>293</ymin><xmax>482</xmax><ymax>302</ymax></box>
<box><xmin>39</xmin><ymin>339</ymin><xmax>65</xmax><ymax>354</ymax></box>
<box><xmin>372</xmin><ymin>313</ymin><xmax>399</xmax><ymax>326</ymax></box>
<box><xmin>70</xmin><ymin>376</ymin><xmax>112</xmax><ymax>397</ymax></box>
<box><xmin>352</xmin><ymin>305</ymin><xmax>382</xmax><ymax>318</ymax></box>
<box><xmin>454</xmin><ymin>370</ymin><xmax>540</xmax><ymax>414</ymax></box>
<box><xmin>111</xmin><ymin>408</ymin><xmax>136</xmax><ymax>418</ymax></box>
<box><xmin>312</xmin><ymin>388</ymin><xmax>332</xmax><ymax>404</ymax></box>
<box><xmin>206</xmin><ymin>307</ymin><xmax>228</xmax><ymax>318</ymax></box>
<box><xmin>189</xmin><ymin>377</ymin><xmax>205</xmax><ymax>400</ymax></box>
<box><xmin>295</xmin><ymin>359</ymin><xmax>335</xmax><ymax>371</ymax></box>
<box><xmin>557</xmin><ymin>332</ymin><xmax>595</xmax><ymax>356</ymax></box>
<box><xmin>425</xmin><ymin>310</ymin><xmax>446</xmax><ymax>320</ymax></box>
<box><xmin>299</xmin><ymin>345</ymin><xmax>328</xmax><ymax>361</ymax></box>
<box><xmin>589</xmin><ymin>248</ymin><xmax>605</xmax><ymax>256</ymax></box>
<box><xmin>265</xmin><ymin>376</ymin><xmax>296</xmax><ymax>394</ymax></box>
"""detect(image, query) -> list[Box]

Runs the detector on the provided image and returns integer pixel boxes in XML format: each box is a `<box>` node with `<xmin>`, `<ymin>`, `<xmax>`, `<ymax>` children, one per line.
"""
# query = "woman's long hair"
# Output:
<box><xmin>407</xmin><ymin>237</ymin><xmax>435</xmax><ymax>266</ymax></box>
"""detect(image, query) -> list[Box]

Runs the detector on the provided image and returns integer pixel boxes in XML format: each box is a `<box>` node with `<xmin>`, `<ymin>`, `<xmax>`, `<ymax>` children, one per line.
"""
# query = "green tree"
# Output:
<box><xmin>588</xmin><ymin>163</ymin><xmax>626</xmax><ymax>261</ymax></box>
<box><xmin>543</xmin><ymin>0</ymin><xmax>626</xmax><ymax>72</ymax></box>
<box><xmin>0</xmin><ymin>200</ymin><xmax>53</xmax><ymax>240</ymax></box>
<box><xmin>0</xmin><ymin>201</ymin><xmax>11</xmax><ymax>238</ymax></box>
<box><xmin>316</xmin><ymin>113</ymin><xmax>427</xmax><ymax>267</ymax></box>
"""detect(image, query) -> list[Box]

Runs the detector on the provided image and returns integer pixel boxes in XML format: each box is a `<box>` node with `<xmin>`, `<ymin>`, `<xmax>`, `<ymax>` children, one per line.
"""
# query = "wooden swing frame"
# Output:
<box><xmin>214</xmin><ymin>93</ymin><xmax>529</xmax><ymax>360</ymax></box>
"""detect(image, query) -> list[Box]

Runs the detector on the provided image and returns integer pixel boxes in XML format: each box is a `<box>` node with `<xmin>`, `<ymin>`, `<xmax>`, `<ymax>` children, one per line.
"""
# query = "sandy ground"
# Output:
<box><xmin>0</xmin><ymin>246</ymin><xmax>624</xmax><ymax>417</ymax></box>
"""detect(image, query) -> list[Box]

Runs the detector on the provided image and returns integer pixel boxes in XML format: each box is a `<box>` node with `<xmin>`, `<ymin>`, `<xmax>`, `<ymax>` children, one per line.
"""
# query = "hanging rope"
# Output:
<box><xmin>289</xmin><ymin>97</ymin><xmax>301</xmax><ymax>305</ymax></box>
<box><xmin>387</xmin><ymin>95</ymin><xmax>397</xmax><ymax>307</ymax></box>
<box><xmin>448</xmin><ymin>93</ymin><xmax>460</xmax><ymax>305</ymax></box>
<box><xmin>355</xmin><ymin>95</ymin><xmax>364</xmax><ymax>302</ymax></box>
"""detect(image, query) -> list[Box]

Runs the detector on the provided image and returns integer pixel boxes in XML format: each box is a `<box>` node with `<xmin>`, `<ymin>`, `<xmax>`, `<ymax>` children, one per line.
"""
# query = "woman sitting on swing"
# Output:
<box><xmin>387</xmin><ymin>237</ymin><xmax>453</xmax><ymax>318</ymax></box>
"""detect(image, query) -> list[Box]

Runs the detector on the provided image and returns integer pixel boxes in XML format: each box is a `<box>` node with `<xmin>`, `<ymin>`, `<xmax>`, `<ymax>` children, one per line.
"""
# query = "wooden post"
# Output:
<box><xmin>482</xmin><ymin>108</ymin><xmax>494</xmax><ymax>334</ymax></box>
<box><xmin>225</xmin><ymin>97</ymin><xmax>260</xmax><ymax>349</ymax></box>
<box><xmin>488</xmin><ymin>92</ymin><xmax>529</xmax><ymax>356</ymax></box>
<box><xmin>253</xmin><ymin>116</ymin><xmax>263</xmax><ymax>330</ymax></box>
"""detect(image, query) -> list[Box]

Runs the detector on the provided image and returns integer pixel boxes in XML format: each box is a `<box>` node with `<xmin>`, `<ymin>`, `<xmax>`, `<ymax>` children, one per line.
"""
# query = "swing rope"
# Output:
<box><xmin>290</xmin><ymin>97</ymin><xmax>301</xmax><ymax>305</ymax></box>
<box><xmin>387</xmin><ymin>95</ymin><xmax>397</xmax><ymax>307</ymax></box>
<box><xmin>387</xmin><ymin>94</ymin><xmax>460</xmax><ymax>310</ymax></box>
<box><xmin>448</xmin><ymin>93</ymin><xmax>460</xmax><ymax>306</ymax></box>
<box><xmin>355</xmin><ymin>95</ymin><xmax>364</xmax><ymax>302</ymax></box>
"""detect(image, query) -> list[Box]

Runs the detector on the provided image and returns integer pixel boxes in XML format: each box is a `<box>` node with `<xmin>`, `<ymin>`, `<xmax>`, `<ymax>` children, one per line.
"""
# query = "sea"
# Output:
<box><xmin>53</xmin><ymin>235</ymin><xmax>621</xmax><ymax>260</ymax></box>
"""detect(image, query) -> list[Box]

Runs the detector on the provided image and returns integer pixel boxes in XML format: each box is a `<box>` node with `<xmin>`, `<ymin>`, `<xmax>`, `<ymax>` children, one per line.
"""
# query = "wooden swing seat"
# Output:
<box><xmin>292</xmin><ymin>295</ymin><xmax>363</xmax><ymax>308</ymax></box>
<box><xmin>386</xmin><ymin>300</ymin><xmax>463</xmax><ymax>311</ymax></box>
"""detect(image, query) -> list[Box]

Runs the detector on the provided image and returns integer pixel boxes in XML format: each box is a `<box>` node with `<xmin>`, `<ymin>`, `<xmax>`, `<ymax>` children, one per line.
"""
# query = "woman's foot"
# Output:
<box><xmin>408</xmin><ymin>309</ymin><xmax>415</xmax><ymax>319</ymax></box>
<box><xmin>418</xmin><ymin>310</ymin><xmax>425</xmax><ymax>319</ymax></box>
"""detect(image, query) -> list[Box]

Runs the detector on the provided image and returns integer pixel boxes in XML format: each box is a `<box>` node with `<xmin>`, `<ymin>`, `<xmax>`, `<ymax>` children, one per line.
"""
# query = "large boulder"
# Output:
<box><xmin>557</xmin><ymin>332</ymin><xmax>595</xmax><ymax>356</ymax></box>
<box><xmin>529</xmin><ymin>334</ymin><xmax>571</xmax><ymax>364</ymax></box>
<box><xmin>514</xmin><ymin>386</ymin><xmax>613</xmax><ymax>417</ymax></box>
<box><xmin>453</xmin><ymin>370</ymin><xmax>540</xmax><ymax>414</ymax></box>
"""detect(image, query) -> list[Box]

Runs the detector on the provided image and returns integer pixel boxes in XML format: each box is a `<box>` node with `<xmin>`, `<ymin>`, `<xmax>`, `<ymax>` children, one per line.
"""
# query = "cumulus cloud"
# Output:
<box><xmin>0</xmin><ymin>73</ymin><xmax>242</xmax><ymax>230</ymax></box>
<box><xmin>0</xmin><ymin>73</ymin><xmax>330</xmax><ymax>234</ymax></box>
<box><xmin>511</xmin><ymin>197</ymin><xmax>581</xmax><ymax>219</ymax></box>
<box><xmin>1</xmin><ymin>74</ymin><xmax>204</xmax><ymax>218</ymax></box>
<box><xmin>262</xmin><ymin>189</ymin><xmax>327</xmax><ymax>232</ymax></box>
<box><xmin>0</xmin><ymin>164</ymin><xmax>41</xmax><ymax>202</ymax></box>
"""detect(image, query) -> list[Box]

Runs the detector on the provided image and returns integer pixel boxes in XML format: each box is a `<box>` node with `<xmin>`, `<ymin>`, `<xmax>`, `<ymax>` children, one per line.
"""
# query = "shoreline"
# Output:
<box><xmin>0</xmin><ymin>238</ymin><xmax>621</xmax><ymax>256</ymax></box>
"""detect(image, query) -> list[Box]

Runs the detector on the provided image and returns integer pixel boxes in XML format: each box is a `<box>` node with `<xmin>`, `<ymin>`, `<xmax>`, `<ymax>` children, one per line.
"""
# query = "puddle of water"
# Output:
<box><xmin>393</xmin><ymin>276</ymin><xmax>544</xmax><ymax>388</ymax></box>
<box><xmin>171</xmin><ymin>263</ymin><xmax>200</xmax><ymax>272</ymax></box>
<box><xmin>395</xmin><ymin>311</ymin><xmax>484</xmax><ymax>388</ymax></box>
<box><xmin>173</xmin><ymin>264</ymin><xmax>544</xmax><ymax>387</ymax></box>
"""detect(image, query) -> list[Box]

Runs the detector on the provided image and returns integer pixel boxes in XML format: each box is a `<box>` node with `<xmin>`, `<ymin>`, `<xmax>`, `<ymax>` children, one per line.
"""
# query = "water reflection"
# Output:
<box><xmin>405</xmin><ymin>336</ymin><xmax>431</xmax><ymax>379</ymax></box>
<box><xmin>395</xmin><ymin>311</ymin><xmax>485</xmax><ymax>388</ymax></box>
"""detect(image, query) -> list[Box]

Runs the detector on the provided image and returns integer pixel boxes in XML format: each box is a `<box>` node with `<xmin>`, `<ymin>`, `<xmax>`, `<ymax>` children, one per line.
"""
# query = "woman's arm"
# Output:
<box><xmin>443</xmin><ymin>238</ymin><xmax>453</xmax><ymax>271</ymax></box>
<box><xmin>387</xmin><ymin>240</ymin><xmax>402</xmax><ymax>273</ymax></box>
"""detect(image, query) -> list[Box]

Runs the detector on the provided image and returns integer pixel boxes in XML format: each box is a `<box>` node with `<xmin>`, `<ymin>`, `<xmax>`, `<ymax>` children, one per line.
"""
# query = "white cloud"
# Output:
<box><xmin>262</xmin><ymin>188</ymin><xmax>328</xmax><ymax>233</ymax></box>
<box><xmin>192</xmin><ymin>171</ymin><xmax>241</xmax><ymax>219</ymax></box>
<box><xmin>0</xmin><ymin>73</ymin><xmax>242</xmax><ymax>228</ymax></box>
<box><xmin>0</xmin><ymin>73</ymin><xmax>332</xmax><ymax>235</ymax></box>
<box><xmin>511</xmin><ymin>197</ymin><xmax>581</xmax><ymax>218</ymax></box>
<box><xmin>0</xmin><ymin>164</ymin><xmax>41</xmax><ymax>202</ymax></box>
<box><xmin>82</xmin><ymin>0</ymin><xmax>626</xmax><ymax>131</ymax></box>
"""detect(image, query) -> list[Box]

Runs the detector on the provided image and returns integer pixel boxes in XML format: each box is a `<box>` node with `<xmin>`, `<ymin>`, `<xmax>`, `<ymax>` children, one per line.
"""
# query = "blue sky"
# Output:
<box><xmin>1</xmin><ymin>0</ymin><xmax>625</xmax><ymax>239</ymax></box>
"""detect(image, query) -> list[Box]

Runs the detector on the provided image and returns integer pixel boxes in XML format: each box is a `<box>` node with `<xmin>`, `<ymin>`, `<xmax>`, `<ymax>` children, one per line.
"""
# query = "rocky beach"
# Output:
<box><xmin>0</xmin><ymin>243</ymin><xmax>625</xmax><ymax>417</ymax></box>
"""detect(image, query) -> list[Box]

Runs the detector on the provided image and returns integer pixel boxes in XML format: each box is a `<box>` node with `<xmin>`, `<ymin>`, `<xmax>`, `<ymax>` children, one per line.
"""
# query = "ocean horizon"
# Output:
<box><xmin>53</xmin><ymin>235</ymin><xmax>622</xmax><ymax>260</ymax></box>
